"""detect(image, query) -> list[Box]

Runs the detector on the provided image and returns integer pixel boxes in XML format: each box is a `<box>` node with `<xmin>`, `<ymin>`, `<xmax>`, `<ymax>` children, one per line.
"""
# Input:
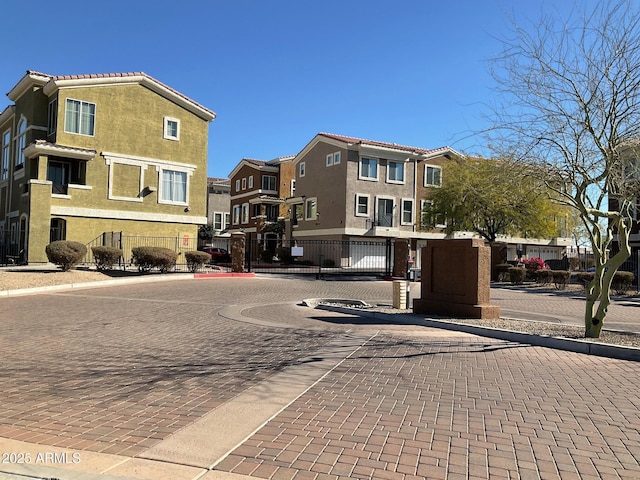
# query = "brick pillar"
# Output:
<box><xmin>230</xmin><ymin>232</ymin><xmax>246</xmax><ymax>273</ymax></box>
<box><xmin>393</xmin><ymin>239</ymin><xmax>409</xmax><ymax>278</ymax></box>
<box><xmin>490</xmin><ymin>242</ymin><xmax>508</xmax><ymax>281</ymax></box>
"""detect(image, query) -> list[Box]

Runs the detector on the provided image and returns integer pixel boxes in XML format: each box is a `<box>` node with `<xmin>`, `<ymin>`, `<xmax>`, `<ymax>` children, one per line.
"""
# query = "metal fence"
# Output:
<box><xmin>0</xmin><ymin>243</ymin><xmax>23</xmax><ymax>266</ymax></box>
<box><xmin>244</xmin><ymin>237</ymin><xmax>394</xmax><ymax>277</ymax></box>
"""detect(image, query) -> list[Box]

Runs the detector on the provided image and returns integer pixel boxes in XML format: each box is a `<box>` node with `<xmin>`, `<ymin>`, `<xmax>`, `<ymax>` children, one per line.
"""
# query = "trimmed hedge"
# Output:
<box><xmin>508</xmin><ymin>267</ymin><xmax>526</xmax><ymax>284</ymax></box>
<box><xmin>575</xmin><ymin>270</ymin><xmax>635</xmax><ymax>294</ymax></box>
<box><xmin>132</xmin><ymin>246</ymin><xmax>178</xmax><ymax>273</ymax></box>
<box><xmin>92</xmin><ymin>246</ymin><xmax>123</xmax><ymax>271</ymax></box>
<box><xmin>45</xmin><ymin>241</ymin><xmax>87</xmax><ymax>271</ymax></box>
<box><xmin>185</xmin><ymin>251</ymin><xmax>211</xmax><ymax>272</ymax></box>
<box><xmin>495</xmin><ymin>263</ymin><xmax>512</xmax><ymax>282</ymax></box>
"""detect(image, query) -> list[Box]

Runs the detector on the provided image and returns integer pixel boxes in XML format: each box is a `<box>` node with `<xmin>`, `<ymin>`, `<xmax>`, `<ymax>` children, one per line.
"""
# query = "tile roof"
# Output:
<box><xmin>23</xmin><ymin>70</ymin><xmax>216</xmax><ymax>120</ymax></box>
<box><xmin>207</xmin><ymin>177</ymin><xmax>231</xmax><ymax>185</ymax></box>
<box><xmin>317</xmin><ymin>132</ymin><xmax>455</xmax><ymax>156</ymax></box>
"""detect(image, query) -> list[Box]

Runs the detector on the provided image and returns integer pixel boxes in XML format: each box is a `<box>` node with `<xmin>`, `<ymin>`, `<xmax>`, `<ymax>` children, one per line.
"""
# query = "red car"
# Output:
<box><xmin>201</xmin><ymin>247</ymin><xmax>231</xmax><ymax>264</ymax></box>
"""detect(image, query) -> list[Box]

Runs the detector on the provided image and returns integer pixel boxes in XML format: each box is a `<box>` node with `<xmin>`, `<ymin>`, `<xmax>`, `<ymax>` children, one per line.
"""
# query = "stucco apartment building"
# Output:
<box><xmin>228</xmin><ymin>156</ymin><xmax>295</xmax><ymax>244</ymax></box>
<box><xmin>0</xmin><ymin>70</ymin><xmax>215</xmax><ymax>263</ymax></box>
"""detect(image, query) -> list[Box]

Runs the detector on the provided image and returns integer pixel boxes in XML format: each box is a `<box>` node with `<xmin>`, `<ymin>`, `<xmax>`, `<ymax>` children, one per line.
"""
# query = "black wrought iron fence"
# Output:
<box><xmin>244</xmin><ymin>237</ymin><xmax>394</xmax><ymax>277</ymax></box>
<box><xmin>0</xmin><ymin>243</ymin><xmax>23</xmax><ymax>266</ymax></box>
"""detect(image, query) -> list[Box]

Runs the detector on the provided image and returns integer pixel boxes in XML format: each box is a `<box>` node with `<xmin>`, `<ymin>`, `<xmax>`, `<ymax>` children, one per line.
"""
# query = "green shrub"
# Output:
<box><xmin>575</xmin><ymin>270</ymin><xmax>634</xmax><ymax>294</ymax></box>
<box><xmin>551</xmin><ymin>270</ymin><xmax>571</xmax><ymax>290</ymax></box>
<box><xmin>612</xmin><ymin>271</ymin><xmax>634</xmax><ymax>295</ymax></box>
<box><xmin>260</xmin><ymin>249</ymin><xmax>275</xmax><ymax>263</ymax></box>
<box><xmin>185</xmin><ymin>251</ymin><xmax>211</xmax><ymax>272</ymax></box>
<box><xmin>45</xmin><ymin>241</ymin><xmax>87</xmax><ymax>271</ymax></box>
<box><xmin>92</xmin><ymin>246</ymin><xmax>123</xmax><ymax>271</ymax></box>
<box><xmin>132</xmin><ymin>246</ymin><xmax>178</xmax><ymax>273</ymax></box>
<box><xmin>495</xmin><ymin>263</ymin><xmax>512</xmax><ymax>282</ymax></box>
<box><xmin>508</xmin><ymin>267</ymin><xmax>526</xmax><ymax>284</ymax></box>
<box><xmin>275</xmin><ymin>247</ymin><xmax>293</xmax><ymax>265</ymax></box>
<box><xmin>535</xmin><ymin>269</ymin><xmax>553</xmax><ymax>285</ymax></box>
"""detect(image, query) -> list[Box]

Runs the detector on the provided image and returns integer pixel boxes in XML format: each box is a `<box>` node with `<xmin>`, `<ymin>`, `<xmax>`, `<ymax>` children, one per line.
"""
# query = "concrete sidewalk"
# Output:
<box><xmin>0</xmin><ymin>277</ymin><xmax>639</xmax><ymax>479</ymax></box>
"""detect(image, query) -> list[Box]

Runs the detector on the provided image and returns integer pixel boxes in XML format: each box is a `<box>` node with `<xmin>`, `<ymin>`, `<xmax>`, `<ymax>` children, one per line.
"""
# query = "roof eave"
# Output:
<box><xmin>7</xmin><ymin>72</ymin><xmax>51</xmax><ymax>101</ymax></box>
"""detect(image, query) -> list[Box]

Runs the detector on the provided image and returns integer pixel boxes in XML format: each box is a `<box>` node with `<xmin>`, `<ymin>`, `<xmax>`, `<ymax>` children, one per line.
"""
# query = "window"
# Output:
<box><xmin>299</xmin><ymin>162</ymin><xmax>305</xmax><ymax>177</ymax></box>
<box><xmin>47</xmin><ymin>160</ymin><xmax>70</xmax><ymax>195</ymax></box>
<box><xmin>48</xmin><ymin>98</ymin><xmax>58</xmax><ymax>136</ymax></box>
<box><xmin>252</xmin><ymin>204</ymin><xmax>262</xmax><ymax>218</ymax></box>
<box><xmin>326</xmin><ymin>153</ymin><xmax>334</xmax><ymax>166</ymax></box>
<box><xmin>421</xmin><ymin>199</ymin><xmax>446</xmax><ymax>228</ymax></box>
<box><xmin>1</xmin><ymin>129</ymin><xmax>9</xmax><ymax>181</ymax></box>
<box><xmin>163</xmin><ymin>117</ymin><xmax>180</xmax><ymax>141</ymax></box>
<box><xmin>262</xmin><ymin>175</ymin><xmax>277</xmax><ymax>191</ymax></box>
<box><xmin>242</xmin><ymin>178</ymin><xmax>247</xmax><ymax>190</ymax></box>
<box><xmin>376</xmin><ymin>197</ymin><xmax>394</xmax><ymax>227</ymax></box>
<box><xmin>160</xmin><ymin>169</ymin><xmax>187</xmax><ymax>204</ymax></box>
<box><xmin>248</xmin><ymin>175</ymin><xmax>254</xmax><ymax>188</ymax></box>
<box><xmin>401</xmin><ymin>199</ymin><xmax>413</xmax><ymax>225</ymax></box>
<box><xmin>424</xmin><ymin>165</ymin><xmax>442</xmax><ymax>187</ymax></box>
<box><xmin>225</xmin><ymin>213</ymin><xmax>231</xmax><ymax>228</ymax></box>
<box><xmin>64</xmin><ymin>99</ymin><xmax>95</xmax><ymax>136</ymax></box>
<box><xmin>334</xmin><ymin>152</ymin><xmax>341</xmax><ymax>164</ymax></box>
<box><xmin>290</xmin><ymin>179</ymin><xmax>296</xmax><ymax>197</ymax></box>
<box><xmin>235</xmin><ymin>179</ymin><xmax>240</xmax><ymax>191</ymax></box>
<box><xmin>305</xmin><ymin>197</ymin><xmax>317</xmax><ymax>220</ymax></box>
<box><xmin>387</xmin><ymin>161</ymin><xmax>405</xmax><ymax>183</ymax></box>
<box><xmin>355</xmin><ymin>194</ymin><xmax>369</xmax><ymax>217</ymax></box>
<box><xmin>15</xmin><ymin>118</ymin><xmax>26</xmax><ymax>168</ymax></box>
<box><xmin>266</xmin><ymin>204</ymin><xmax>279</xmax><ymax>222</ymax></box>
<box><xmin>233</xmin><ymin>205</ymin><xmax>240</xmax><ymax>224</ymax></box>
<box><xmin>241</xmin><ymin>203</ymin><xmax>249</xmax><ymax>223</ymax></box>
<box><xmin>359</xmin><ymin>157</ymin><xmax>378</xmax><ymax>180</ymax></box>
<box><xmin>214</xmin><ymin>212</ymin><xmax>223</xmax><ymax>230</ymax></box>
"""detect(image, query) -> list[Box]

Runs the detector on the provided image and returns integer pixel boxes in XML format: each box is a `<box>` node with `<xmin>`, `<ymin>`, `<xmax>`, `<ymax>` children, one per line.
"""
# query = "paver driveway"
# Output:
<box><xmin>0</xmin><ymin>277</ymin><xmax>639</xmax><ymax>480</ymax></box>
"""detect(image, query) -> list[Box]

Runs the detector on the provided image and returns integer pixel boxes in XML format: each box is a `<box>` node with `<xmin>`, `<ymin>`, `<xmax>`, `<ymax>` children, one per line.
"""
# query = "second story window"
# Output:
<box><xmin>48</xmin><ymin>98</ymin><xmax>58</xmax><ymax>136</ymax></box>
<box><xmin>1</xmin><ymin>129</ymin><xmax>10</xmax><ymax>181</ymax></box>
<box><xmin>262</xmin><ymin>175</ymin><xmax>277</xmax><ymax>192</ymax></box>
<box><xmin>424</xmin><ymin>165</ymin><xmax>442</xmax><ymax>187</ymax></box>
<box><xmin>299</xmin><ymin>162</ymin><xmax>305</xmax><ymax>177</ymax></box>
<box><xmin>65</xmin><ymin>98</ymin><xmax>95</xmax><ymax>136</ymax></box>
<box><xmin>15</xmin><ymin>118</ymin><xmax>26</xmax><ymax>168</ymax></box>
<box><xmin>163</xmin><ymin>117</ymin><xmax>180</xmax><ymax>141</ymax></box>
<box><xmin>387</xmin><ymin>161</ymin><xmax>404</xmax><ymax>183</ymax></box>
<box><xmin>359</xmin><ymin>157</ymin><xmax>378</xmax><ymax>180</ymax></box>
<box><xmin>248</xmin><ymin>175</ymin><xmax>254</xmax><ymax>188</ymax></box>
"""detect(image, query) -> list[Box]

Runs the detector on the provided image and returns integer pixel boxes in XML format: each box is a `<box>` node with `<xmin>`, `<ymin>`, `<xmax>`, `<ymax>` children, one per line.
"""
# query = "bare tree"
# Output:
<box><xmin>488</xmin><ymin>1</ymin><xmax>640</xmax><ymax>337</ymax></box>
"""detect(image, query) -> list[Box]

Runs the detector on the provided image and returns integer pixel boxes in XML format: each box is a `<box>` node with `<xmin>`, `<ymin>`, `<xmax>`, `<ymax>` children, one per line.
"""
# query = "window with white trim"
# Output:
<box><xmin>233</xmin><ymin>205</ymin><xmax>240</xmax><ymax>224</ymax></box>
<box><xmin>305</xmin><ymin>197</ymin><xmax>317</xmax><ymax>220</ymax></box>
<box><xmin>355</xmin><ymin>194</ymin><xmax>369</xmax><ymax>217</ymax></box>
<box><xmin>214</xmin><ymin>212</ymin><xmax>224</xmax><ymax>230</ymax></box>
<box><xmin>326</xmin><ymin>153</ymin><xmax>334</xmax><ymax>166</ymax></box>
<box><xmin>225</xmin><ymin>213</ymin><xmax>231</xmax><ymax>227</ymax></box>
<box><xmin>64</xmin><ymin>98</ymin><xmax>95</xmax><ymax>136</ymax></box>
<box><xmin>241</xmin><ymin>203</ymin><xmax>249</xmax><ymax>223</ymax></box>
<box><xmin>1</xmin><ymin>129</ymin><xmax>10</xmax><ymax>181</ymax></box>
<box><xmin>424</xmin><ymin>165</ymin><xmax>442</xmax><ymax>187</ymax></box>
<box><xmin>401</xmin><ymin>199</ymin><xmax>413</xmax><ymax>225</ymax></box>
<box><xmin>159</xmin><ymin>169</ymin><xmax>188</xmax><ymax>204</ymax></box>
<box><xmin>421</xmin><ymin>199</ymin><xmax>447</xmax><ymax>228</ymax></box>
<box><xmin>235</xmin><ymin>179</ymin><xmax>240</xmax><ymax>191</ymax></box>
<box><xmin>387</xmin><ymin>161</ymin><xmax>404</xmax><ymax>183</ymax></box>
<box><xmin>299</xmin><ymin>162</ymin><xmax>305</xmax><ymax>177</ymax></box>
<box><xmin>359</xmin><ymin>157</ymin><xmax>378</xmax><ymax>180</ymax></box>
<box><xmin>290</xmin><ymin>179</ymin><xmax>296</xmax><ymax>197</ymax></box>
<box><xmin>163</xmin><ymin>117</ymin><xmax>180</xmax><ymax>141</ymax></box>
<box><xmin>15</xmin><ymin>118</ymin><xmax>26</xmax><ymax>168</ymax></box>
<box><xmin>248</xmin><ymin>175</ymin><xmax>254</xmax><ymax>188</ymax></box>
<box><xmin>262</xmin><ymin>175</ymin><xmax>277</xmax><ymax>191</ymax></box>
<box><xmin>242</xmin><ymin>177</ymin><xmax>246</xmax><ymax>190</ymax></box>
<box><xmin>334</xmin><ymin>152</ymin><xmax>341</xmax><ymax>164</ymax></box>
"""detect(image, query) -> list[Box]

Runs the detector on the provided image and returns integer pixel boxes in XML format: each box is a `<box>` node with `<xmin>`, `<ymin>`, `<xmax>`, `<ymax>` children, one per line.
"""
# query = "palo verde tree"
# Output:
<box><xmin>487</xmin><ymin>1</ymin><xmax>640</xmax><ymax>337</ymax></box>
<box><xmin>421</xmin><ymin>156</ymin><xmax>568</xmax><ymax>243</ymax></box>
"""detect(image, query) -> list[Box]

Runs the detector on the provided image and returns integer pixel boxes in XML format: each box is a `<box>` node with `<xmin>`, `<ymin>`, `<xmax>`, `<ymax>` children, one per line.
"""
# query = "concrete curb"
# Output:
<box><xmin>0</xmin><ymin>272</ymin><xmax>255</xmax><ymax>298</ymax></box>
<box><xmin>314</xmin><ymin>304</ymin><xmax>640</xmax><ymax>362</ymax></box>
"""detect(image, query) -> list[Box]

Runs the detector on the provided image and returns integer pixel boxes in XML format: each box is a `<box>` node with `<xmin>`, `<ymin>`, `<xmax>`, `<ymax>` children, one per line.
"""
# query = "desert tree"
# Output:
<box><xmin>488</xmin><ymin>1</ymin><xmax>640</xmax><ymax>337</ymax></box>
<box><xmin>421</xmin><ymin>156</ymin><xmax>568</xmax><ymax>243</ymax></box>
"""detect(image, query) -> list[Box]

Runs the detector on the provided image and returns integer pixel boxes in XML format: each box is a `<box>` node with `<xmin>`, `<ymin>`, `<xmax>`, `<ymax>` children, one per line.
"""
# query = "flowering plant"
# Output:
<box><xmin>522</xmin><ymin>257</ymin><xmax>549</xmax><ymax>277</ymax></box>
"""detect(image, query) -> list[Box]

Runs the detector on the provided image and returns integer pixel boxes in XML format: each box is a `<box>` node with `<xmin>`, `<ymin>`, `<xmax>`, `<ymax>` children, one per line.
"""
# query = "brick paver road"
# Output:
<box><xmin>0</xmin><ymin>276</ymin><xmax>639</xmax><ymax>479</ymax></box>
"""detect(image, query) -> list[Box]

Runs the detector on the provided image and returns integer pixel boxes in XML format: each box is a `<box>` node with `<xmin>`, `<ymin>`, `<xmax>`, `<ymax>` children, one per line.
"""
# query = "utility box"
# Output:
<box><xmin>392</xmin><ymin>280</ymin><xmax>407</xmax><ymax>310</ymax></box>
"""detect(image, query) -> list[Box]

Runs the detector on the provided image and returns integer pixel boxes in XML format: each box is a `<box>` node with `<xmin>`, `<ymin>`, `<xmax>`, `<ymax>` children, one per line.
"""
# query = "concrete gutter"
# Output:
<box><xmin>313</xmin><ymin>304</ymin><xmax>640</xmax><ymax>363</ymax></box>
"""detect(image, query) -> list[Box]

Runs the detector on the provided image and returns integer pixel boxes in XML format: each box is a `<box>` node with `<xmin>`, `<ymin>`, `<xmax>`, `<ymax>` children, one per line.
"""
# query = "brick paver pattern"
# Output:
<box><xmin>215</xmin><ymin>335</ymin><xmax>640</xmax><ymax>480</ymax></box>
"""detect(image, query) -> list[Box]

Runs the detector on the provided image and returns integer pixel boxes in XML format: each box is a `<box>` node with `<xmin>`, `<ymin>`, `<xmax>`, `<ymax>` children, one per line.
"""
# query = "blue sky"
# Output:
<box><xmin>0</xmin><ymin>0</ymin><xmax>599</xmax><ymax>178</ymax></box>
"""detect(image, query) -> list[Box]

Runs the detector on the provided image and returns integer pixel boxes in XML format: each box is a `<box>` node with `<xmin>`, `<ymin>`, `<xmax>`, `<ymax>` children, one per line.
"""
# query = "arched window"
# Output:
<box><xmin>15</xmin><ymin>117</ymin><xmax>26</xmax><ymax>168</ymax></box>
<box><xmin>50</xmin><ymin>218</ymin><xmax>66</xmax><ymax>243</ymax></box>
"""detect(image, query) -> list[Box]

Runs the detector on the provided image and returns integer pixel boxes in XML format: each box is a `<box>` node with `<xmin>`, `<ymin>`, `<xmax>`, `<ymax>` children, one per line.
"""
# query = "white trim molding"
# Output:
<box><xmin>50</xmin><ymin>205</ymin><xmax>206</xmax><ymax>224</ymax></box>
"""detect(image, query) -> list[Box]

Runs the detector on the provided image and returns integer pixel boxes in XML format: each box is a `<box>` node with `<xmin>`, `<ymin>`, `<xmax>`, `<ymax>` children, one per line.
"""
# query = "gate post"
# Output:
<box><xmin>231</xmin><ymin>232</ymin><xmax>246</xmax><ymax>273</ymax></box>
<box><xmin>393</xmin><ymin>238</ymin><xmax>409</xmax><ymax>278</ymax></box>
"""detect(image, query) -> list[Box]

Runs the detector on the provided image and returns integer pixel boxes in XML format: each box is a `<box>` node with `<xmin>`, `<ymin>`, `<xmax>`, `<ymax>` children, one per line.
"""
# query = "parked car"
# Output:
<box><xmin>201</xmin><ymin>247</ymin><xmax>231</xmax><ymax>264</ymax></box>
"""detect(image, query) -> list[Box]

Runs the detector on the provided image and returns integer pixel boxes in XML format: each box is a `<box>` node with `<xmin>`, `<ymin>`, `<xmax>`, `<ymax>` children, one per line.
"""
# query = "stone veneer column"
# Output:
<box><xmin>230</xmin><ymin>232</ymin><xmax>246</xmax><ymax>273</ymax></box>
<box><xmin>413</xmin><ymin>238</ymin><xmax>500</xmax><ymax>319</ymax></box>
